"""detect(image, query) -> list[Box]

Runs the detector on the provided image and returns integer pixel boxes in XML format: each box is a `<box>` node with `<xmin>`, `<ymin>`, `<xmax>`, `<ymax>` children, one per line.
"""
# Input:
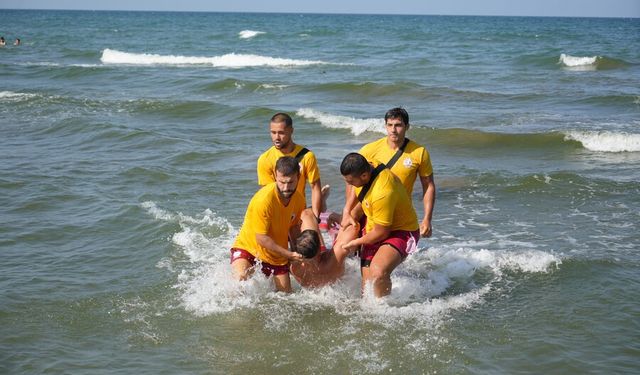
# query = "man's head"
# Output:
<box><xmin>269</xmin><ymin>113</ymin><xmax>294</xmax><ymax>151</ymax></box>
<box><xmin>384</xmin><ymin>107</ymin><xmax>409</xmax><ymax>143</ymax></box>
<box><xmin>275</xmin><ymin>156</ymin><xmax>300</xmax><ymax>199</ymax></box>
<box><xmin>340</xmin><ymin>152</ymin><xmax>372</xmax><ymax>188</ymax></box>
<box><xmin>295</xmin><ymin>229</ymin><xmax>320</xmax><ymax>259</ymax></box>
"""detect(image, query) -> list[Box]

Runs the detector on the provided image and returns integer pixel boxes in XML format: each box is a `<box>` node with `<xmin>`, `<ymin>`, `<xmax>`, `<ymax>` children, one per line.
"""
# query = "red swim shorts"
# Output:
<box><xmin>230</xmin><ymin>248</ymin><xmax>289</xmax><ymax>276</ymax></box>
<box><xmin>359</xmin><ymin>229</ymin><xmax>420</xmax><ymax>267</ymax></box>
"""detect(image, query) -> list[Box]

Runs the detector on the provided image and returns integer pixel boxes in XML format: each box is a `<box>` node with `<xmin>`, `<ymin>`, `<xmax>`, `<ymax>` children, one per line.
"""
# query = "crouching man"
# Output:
<box><xmin>230</xmin><ymin>156</ymin><xmax>306</xmax><ymax>293</ymax></box>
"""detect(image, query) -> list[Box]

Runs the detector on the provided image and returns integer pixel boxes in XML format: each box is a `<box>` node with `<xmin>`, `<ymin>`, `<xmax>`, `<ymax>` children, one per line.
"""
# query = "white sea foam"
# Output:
<box><xmin>559</xmin><ymin>53</ymin><xmax>598</xmax><ymax>70</ymax></box>
<box><xmin>0</xmin><ymin>91</ymin><xmax>37</xmax><ymax>101</ymax></box>
<box><xmin>297</xmin><ymin>108</ymin><xmax>384</xmax><ymax>136</ymax></box>
<box><xmin>564</xmin><ymin>130</ymin><xmax>640</xmax><ymax>152</ymax></box>
<box><xmin>23</xmin><ymin>61</ymin><xmax>61</xmax><ymax>67</ymax></box>
<box><xmin>142</xmin><ymin>201</ymin><xmax>562</xmax><ymax>327</ymax></box>
<box><xmin>70</xmin><ymin>63</ymin><xmax>103</xmax><ymax>68</ymax></box>
<box><xmin>259</xmin><ymin>83</ymin><xmax>288</xmax><ymax>90</ymax></box>
<box><xmin>100</xmin><ymin>48</ymin><xmax>330</xmax><ymax>68</ymax></box>
<box><xmin>239</xmin><ymin>30</ymin><xmax>266</xmax><ymax>39</ymax></box>
<box><xmin>139</xmin><ymin>199</ymin><xmax>566</xmax><ymax>346</ymax></box>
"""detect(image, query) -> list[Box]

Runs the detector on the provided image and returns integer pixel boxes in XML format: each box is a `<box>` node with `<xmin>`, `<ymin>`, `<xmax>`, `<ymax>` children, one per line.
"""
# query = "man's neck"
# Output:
<box><xmin>277</xmin><ymin>190</ymin><xmax>291</xmax><ymax>206</ymax></box>
<box><xmin>279</xmin><ymin>142</ymin><xmax>296</xmax><ymax>154</ymax></box>
<box><xmin>386</xmin><ymin>136</ymin><xmax>404</xmax><ymax>150</ymax></box>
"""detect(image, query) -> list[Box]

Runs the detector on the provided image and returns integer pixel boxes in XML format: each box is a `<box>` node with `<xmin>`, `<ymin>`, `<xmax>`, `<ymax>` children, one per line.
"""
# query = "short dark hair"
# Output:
<box><xmin>270</xmin><ymin>112</ymin><xmax>293</xmax><ymax>127</ymax></box>
<box><xmin>295</xmin><ymin>229</ymin><xmax>320</xmax><ymax>259</ymax></box>
<box><xmin>340</xmin><ymin>152</ymin><xmax>370</xmax><ymax>177</ymax></box>
<box><xmin>384</xmin><ymin>107</ymin><xmax>409</xmax><ymax>125</ymax></box>
<box><xmin>275</xmin><ymin>156</ymin><xmax>300</xmax><ymax>177</ymax></box>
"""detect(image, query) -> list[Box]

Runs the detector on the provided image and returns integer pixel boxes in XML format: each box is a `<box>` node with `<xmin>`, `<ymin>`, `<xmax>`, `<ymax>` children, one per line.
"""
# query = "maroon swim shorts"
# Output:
<box><xmin>359</xmin><ymin>229</ymin><xmax>420</xmax><ymax>267</ymax></box>
<box><xmin>230</xmin><ymin>248</ymin><xmax>290</xmax><ymax>276</ymax></box>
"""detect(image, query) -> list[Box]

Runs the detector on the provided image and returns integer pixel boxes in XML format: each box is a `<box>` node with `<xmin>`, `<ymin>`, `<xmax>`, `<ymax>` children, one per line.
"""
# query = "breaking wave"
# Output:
<box><xmin>559</xmin><ymin>53</ymin><xmax>629</xmax><ymax>70</ymax></box>
<box><xmin>239</xmin><ymin>30</ymin><xmax>266</xmax><ymax>39</ymax></box>
<box><xmin>564</xmin><ymin>130</ymin><xmax>640</xmax><ymax>152</ymax></box>
<box><xmin>100</xmin><ymin>49</ymin><xmax>332</xmax><ymax>68</ymax></box>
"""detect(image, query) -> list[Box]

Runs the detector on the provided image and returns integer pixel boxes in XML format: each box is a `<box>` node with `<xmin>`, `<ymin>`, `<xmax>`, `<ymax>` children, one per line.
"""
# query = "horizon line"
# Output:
<box><xmin>1</xmin><ymin>8</ymin><xmax>638</xmax><ymax>19</ymax></box>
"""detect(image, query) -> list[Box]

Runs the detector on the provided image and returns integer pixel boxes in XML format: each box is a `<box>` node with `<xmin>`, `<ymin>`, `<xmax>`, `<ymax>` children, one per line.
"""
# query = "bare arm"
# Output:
<box><xmin>341</xmin><ymin>183</ymin><xmax>359</xmax><ymax>227</ymax></box>
<box><xmin>419</xmin><ymin>174</ymin><xmax>436</xmax><ymax>238</ymax></box>
<box><xmin>256</xmin><ymin>233</ymin><xmax>303</xmax><ymax>262</ymax></box>
<box><xmin>310</xmin><ymin>179</ymin><xmax>323</xmax><ymax>220</ymax></box>
<box><xmin>342</xmin><ymin>222</ymin><xmax>391</xmax><ymax>251</ymax></box>
<box><xmin>288</xmin><ymin>220</ymin><xmax>302</xmax><ymax>252</ymax></box>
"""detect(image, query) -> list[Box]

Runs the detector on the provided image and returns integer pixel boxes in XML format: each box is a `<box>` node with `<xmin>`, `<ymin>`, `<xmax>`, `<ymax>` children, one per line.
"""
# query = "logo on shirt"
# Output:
<box><xmin>403</xmin><ymin>157</ymin><xmax>413</xmax><ymax>168</ymax></box>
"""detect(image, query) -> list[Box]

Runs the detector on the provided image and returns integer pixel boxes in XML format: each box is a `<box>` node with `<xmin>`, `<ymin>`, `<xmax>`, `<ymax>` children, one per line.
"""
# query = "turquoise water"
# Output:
<box><xmin>1</xmin><ymin>10</ymin><xmax>639</xmax><ymax>374</ymax></box>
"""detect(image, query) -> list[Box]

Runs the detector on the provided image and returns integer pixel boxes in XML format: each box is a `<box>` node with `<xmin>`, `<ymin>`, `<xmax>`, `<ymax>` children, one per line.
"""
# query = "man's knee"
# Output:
<box><xmin>368</xmin><ymin>245</ymin><xmax>403</xmax><ymax>280</ymax></box>
<box><xmin>368</xmin><ymin>263</ymin><xmax>391</xmax><ymax>281</ymax></box>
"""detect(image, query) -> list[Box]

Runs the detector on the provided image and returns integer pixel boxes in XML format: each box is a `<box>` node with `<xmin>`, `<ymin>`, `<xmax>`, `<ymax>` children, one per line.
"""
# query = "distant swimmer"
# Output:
<box><xmin>339</xmin><ymin>153</ymin><xmax>420</xmax><ymax>297</ymax></box>
<box><xmin>14</xmin><ymin>38</ymin><xmax>20</xmax><ymax>46</ymax></box>
<box><xmin>230</xmin><ymin>156</ymin><xmax>307</xmax><ymax>293</ymax></box>
<box><xmin>0</xmin><ymin>37</ymin><xmax>5</xmax><ymax>47</ymax></box>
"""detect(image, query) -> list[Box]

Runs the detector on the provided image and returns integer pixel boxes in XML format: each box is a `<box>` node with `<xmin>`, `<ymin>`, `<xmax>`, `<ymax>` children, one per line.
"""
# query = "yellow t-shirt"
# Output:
<box><xmin>232</xmin><ymin>183</ymin><xmax>305</xmax><ymax>265</ymax></box>
<box><xmin>354</xmin><ymin>166</ymin><xmax>419</xmax><ymax>233</ymax></box>
<box><xmin>359</xmin><ymin>137</ymin><xmax>432</xmax><ymax>195</ymax></box>
<box><xmin>257</xmin><ymin>144</ymin><xmax>320</xmax><ymax>199</ymax></box>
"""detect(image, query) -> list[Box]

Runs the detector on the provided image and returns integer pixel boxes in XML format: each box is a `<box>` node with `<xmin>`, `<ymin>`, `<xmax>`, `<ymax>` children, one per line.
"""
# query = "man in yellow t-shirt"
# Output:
<box><xmin>342</xmin><ymin>107</ymin><xmax>435</xmax><ymax>238</ymax></box>
<box><xmin>231</xmin><ymin>156</ymin><xmax>306</xmax><ymax>293</ymax></box>
<box><xmin>257</xmin><ymin>112</ymin><xmax>325</xmax><ymax>221</ymax></box>
<box><xmin>340</xmin><ymin>153</ymin><xmax>420</xmax><ymax>297</ymax></box>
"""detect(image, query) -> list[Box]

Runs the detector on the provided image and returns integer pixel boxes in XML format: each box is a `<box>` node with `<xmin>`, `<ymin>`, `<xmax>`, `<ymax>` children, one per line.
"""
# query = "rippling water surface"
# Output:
<box><xmin>1</xmin><ymin>10</ymin><xmax>639</xmax><ymax>374</ymax></box>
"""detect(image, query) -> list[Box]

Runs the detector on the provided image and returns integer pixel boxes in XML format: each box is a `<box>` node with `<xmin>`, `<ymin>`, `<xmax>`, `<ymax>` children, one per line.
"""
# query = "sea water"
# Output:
<box><xmin>1</xmin><ymin>10</ymin><xmax>639</xmax><ymax>374</ymax></box>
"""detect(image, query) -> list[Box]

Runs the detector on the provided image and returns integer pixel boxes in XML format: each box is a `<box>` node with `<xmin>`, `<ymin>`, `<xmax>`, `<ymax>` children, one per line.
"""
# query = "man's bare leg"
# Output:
<box><xmin>361</xmin><ymin>244</ymin><xmax>403</xmax><ymax>297</ymax></box>
<box><xmin>231</xmin><ymin>258</ymin><xmax>254</xmax><ymax>281</ymax></box>
<box><xmin>273</xmin><ymin>273</ymin><xmax>293</xmax><ymax>293</ymax></box>
<box><xmin>321</xmin><ymin>185</ymin><xmax>330</xmax><ymax>213</ymax></box>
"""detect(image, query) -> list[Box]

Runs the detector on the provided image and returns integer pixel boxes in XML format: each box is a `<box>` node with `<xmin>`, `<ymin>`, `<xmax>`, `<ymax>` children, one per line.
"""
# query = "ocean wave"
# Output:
<box><xmin>129</xmin><ymin>99</ymin><xmax>227</xmax><ymax>119</ymax></box>
<box><xmin>297</xmin><ymin>108</ymin><xmax>384</xmax><ymax>136</ymax></box>
<box><xmin>414</xmin><ymin>127</ymin><xmax>640</xmax><ymax>154</ymax></box>
<box><xmin>300</xmin><ymin>81</ymin><xmax>516</xmax><ymax>102</ymax></box>
<box><xmin>238</xmin><ymin>30</ymin><xmax>266</xmax><ymax>39</ymax></box>
<box><xmin>559</xmin><ymin>54</ymin><xmax>629</xmax><ymax>70</ymax></box>
<box><xmin>564</xmin><ymin>130</ymin><xmax>640</xmax><ymax>152</ymax></box>
<box><xmin>201</xmin><ymin>78</ymin><xmax>288</xmax><ymax>93</ymax></box>
<box><xmin>310</xmin><ymin>81</ymin><xmax>422</xmax><ymax>96</ymax></box>
<box><xmin>100</xmin><ymin>49</ymin><xmax>332</xmax><ymax>68</ymax></box>
<box><xmin>0</xmin><ymin>91</ymin><xmax>38</xmax><ymax>101</ymax></box>
<box><xmin>559</xmin><ymin>53</ymin><xmax>598</xmax><ymax>68</ymax></box>
<box><xmin>61</xmin><ymin>48</ymin><xmax>101</xmax><ymax>60</ymax></box>
<box><xmin>295</xmin><ymin>109</ymin><xmax>640</xmax><ymax>153</ymax></box>
<box><xmin>576</xmin><ymin>94</ymin><xmax>640</xmax><ymax>108</ymax></box>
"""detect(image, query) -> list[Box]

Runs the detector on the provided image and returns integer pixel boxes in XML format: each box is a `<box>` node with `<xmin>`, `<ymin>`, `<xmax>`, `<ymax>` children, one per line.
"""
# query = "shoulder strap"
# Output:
<box><xmin>385</xmin><ymin>138</ymin><xmax>410</xmax><ymax>169</ymax></box>
<box><xmin>294</xmin><ymin>147</ymin><xmax>310</xmax><ymax>162</ymax></box>
<box><xmin>358</xmin><ymin>163</ymin><xmax>386</xmax><ymax>202</ymax></box>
